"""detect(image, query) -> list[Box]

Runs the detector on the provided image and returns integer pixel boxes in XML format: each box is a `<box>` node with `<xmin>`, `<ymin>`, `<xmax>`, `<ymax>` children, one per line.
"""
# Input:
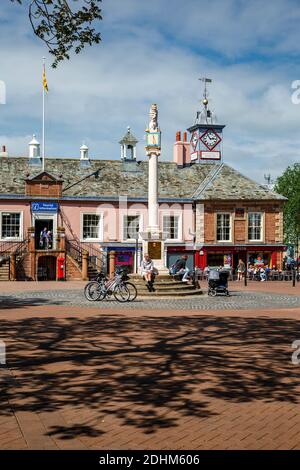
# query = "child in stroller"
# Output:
<box><xmin>208</xmin><ymin>269</ymin><xmax>230</xmax><ymax>296</ymax></box>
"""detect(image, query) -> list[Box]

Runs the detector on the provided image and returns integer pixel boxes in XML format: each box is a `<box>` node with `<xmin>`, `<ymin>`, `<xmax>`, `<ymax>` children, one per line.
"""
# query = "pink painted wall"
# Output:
<box><xmin>0</xmin><ymin>199</ymin><xmax>195</xmax><ymax>246</ymax></box>
<box><xmin>0</xmin><ymin>201</ymin><xmax>31</xmax><ymax>243</ymax></box>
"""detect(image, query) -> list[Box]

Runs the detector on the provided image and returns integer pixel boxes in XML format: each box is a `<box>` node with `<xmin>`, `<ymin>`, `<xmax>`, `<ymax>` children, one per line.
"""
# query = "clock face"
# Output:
<box><xmin>190</xmin><ymin>131</ymin><xmax>199</xmax><ymax>151</ymax></box>
<box><xmin>200</xmin><ymin>129</ymin><xmax>221</xmax><ymax>150</ymax></box>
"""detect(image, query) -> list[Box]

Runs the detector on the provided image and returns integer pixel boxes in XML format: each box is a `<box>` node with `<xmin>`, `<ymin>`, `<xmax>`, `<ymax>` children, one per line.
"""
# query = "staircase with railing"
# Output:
<box><xmin>0</xmin><ymin>238</ymin><xmax>29</xmax><ymax>280</ymax></box>
<box><xmin>65</xmin><ymin>238</ymin><xmax>107</xmax><ymax>279</ymax></box>
<box><xmin>60</xmin><ymin>206</ymin><xmax>106</xmax><ymax>278</ymax></box>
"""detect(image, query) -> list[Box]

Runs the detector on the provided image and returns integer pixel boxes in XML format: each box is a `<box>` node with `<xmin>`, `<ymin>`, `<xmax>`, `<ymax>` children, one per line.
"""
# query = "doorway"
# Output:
<box><xmin>35</xmin><ymin>219</ymin><xmax>53</xmax><ymax>249</ymax></box>
<box><xmin>37</xmin><ymin>256</ymin><xmax>56</xmax><ymax>281</ymax></box>
<box><xmin>233</xmin><ymin>252</ymin><xmax>247</xmax><ymax>270</ymax></box>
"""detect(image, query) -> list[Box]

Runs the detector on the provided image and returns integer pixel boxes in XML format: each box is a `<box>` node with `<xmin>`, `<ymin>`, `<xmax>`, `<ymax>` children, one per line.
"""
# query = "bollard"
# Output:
<box><xmin>293</xmin><ymin>268</ymin><xmax>296</xmax><ymax>287</ymax></box>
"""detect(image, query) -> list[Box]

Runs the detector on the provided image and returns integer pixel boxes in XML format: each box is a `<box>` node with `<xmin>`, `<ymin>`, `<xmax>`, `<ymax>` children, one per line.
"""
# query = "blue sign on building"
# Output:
<box><xmin>31</xmin><ymin>202</ymin><xmax>59</xmax><ymax>213</ymax></box>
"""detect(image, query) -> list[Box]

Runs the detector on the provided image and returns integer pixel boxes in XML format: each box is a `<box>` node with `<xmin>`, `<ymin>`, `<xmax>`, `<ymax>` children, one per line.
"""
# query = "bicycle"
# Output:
<box><xmin>84</xmin><ymin>268</ymin><xmax>137</xmax><ymax>302</ymax></box>
<box><xmin>84</xmin><ymin>271</ymin><xmax>107</xmax><ymax>301</ymax></box>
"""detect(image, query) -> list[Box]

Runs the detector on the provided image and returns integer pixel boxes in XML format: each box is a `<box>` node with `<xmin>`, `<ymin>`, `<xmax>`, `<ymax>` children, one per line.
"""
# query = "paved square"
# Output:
<box><xmin>0</xmin><ymin>281</ymin><xmax>300</xmax><ymax>449</ymax></box>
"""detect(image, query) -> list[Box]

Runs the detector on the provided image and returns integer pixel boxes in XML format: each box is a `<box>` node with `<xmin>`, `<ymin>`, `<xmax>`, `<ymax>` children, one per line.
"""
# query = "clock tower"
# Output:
<box><xmin>188</xmin><ymin>78</ymin><xmax>225</xmax><ymax>164</ymax></box>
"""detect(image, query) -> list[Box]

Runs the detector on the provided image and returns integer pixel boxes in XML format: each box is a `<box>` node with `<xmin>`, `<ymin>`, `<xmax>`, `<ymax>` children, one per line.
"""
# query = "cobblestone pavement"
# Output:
<box><xmin>1</xmin><ymin>284</ymin><xmax>300</xmax><ymax>450</ymax></box>
<box><xmin>1</xmin><ymin>288</ymin><xmax>300</xmax><ymax>310</ymax></box>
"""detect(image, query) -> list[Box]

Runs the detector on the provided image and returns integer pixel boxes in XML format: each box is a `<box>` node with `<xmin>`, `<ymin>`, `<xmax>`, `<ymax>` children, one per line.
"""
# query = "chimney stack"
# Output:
<box><xmin>0</xmin><ymin>145</ymin><xmax>8</xmax><ymax>158</ymax></box>
<box><xmin>173</xmin><ymin>130</ymin><xmax>191</xmax><ymax>168</ymax></box>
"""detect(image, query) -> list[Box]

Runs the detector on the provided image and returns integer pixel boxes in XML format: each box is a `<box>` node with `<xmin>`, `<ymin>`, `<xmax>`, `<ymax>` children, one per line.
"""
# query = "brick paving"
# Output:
<box><xmin>0</xmin><ymin>281</ymin><xmax>300</xmax><ymax>449</ymax></box>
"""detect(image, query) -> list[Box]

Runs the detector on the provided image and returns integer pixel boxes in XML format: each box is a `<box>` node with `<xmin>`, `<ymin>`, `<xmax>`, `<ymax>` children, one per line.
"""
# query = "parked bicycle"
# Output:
<box><xmin>84</xmin><ymin>267</ymin><xmax>137</xmax><ymax>302</ymax></box>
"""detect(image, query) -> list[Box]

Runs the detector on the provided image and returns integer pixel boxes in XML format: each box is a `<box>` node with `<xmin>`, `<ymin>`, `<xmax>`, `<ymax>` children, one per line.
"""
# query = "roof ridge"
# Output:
<box><xmin>192</xmin><ymin>163</ymin><xmax>224</xmax><ymax>199</ymax></box>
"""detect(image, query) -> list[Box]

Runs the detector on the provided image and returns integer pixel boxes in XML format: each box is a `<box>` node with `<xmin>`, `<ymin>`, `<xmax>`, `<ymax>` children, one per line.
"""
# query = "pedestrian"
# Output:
<box><xmin>141</xmin><ymin>254</ymin><xmax>157</xmax><ymax>292</ymax></box>
<box><xmin>46</xmin><ymin>230</ymin><xmax>52</xmax><ymax>249</ymax></box>
<box><xmin>237</xmin><ymin>259</ymin><xmax>246</xmax><ymax>281</ymax></box>
<box><xmin>40</xmin><ymin>227</ymin><xmax>48</xmax><ymax>249</ymax></box>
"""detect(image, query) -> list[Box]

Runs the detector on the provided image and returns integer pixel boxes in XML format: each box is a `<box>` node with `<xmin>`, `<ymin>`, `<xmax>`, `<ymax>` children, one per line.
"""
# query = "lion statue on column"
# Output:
<box><xmin>149</xmin><ymin>104</ymin><xmax>159</xmax><ymax>132</ymax></box>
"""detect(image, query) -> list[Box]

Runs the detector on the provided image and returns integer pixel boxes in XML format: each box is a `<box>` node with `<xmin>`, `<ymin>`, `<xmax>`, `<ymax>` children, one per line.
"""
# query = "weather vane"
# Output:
<box><xmin>196</xmin><ymin>77</ymin><xmax>214</xmax><ymax>124</ymax></box>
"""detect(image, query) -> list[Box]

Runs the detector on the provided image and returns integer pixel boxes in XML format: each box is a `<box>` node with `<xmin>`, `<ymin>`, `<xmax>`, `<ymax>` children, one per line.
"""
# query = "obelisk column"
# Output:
<box><xmin>141</xmin><ymin>103</ymin><xmax>168</xmax><ymax>271</ymax></box>
<box><xmin>148</xmin><ymin>152</ymin><xmax>159</xmax><ymax>232</ymax></box>
<box><xmin>146</xmin><ymin>103</ymin><xmax>161</xmax><ymax>233</ymax></box>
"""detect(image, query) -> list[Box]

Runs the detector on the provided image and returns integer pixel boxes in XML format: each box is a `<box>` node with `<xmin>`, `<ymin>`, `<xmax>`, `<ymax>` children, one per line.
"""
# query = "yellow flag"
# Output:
<box><xmin>43</xmin><ymin>68</ymin><xmax>48</xmax><ymax>93</ymax></box>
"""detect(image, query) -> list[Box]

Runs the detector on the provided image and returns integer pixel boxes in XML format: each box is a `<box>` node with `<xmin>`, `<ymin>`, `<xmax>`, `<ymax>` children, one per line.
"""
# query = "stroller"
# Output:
<box><xmin>208</xmin><ymin>269</ymin><xmax>229</xmax><ymax>296</ymax></box>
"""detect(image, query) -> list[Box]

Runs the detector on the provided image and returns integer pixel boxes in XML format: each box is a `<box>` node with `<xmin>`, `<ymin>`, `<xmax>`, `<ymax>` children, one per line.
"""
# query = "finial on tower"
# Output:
<box><xmin>196</xmin><ymin>77</ymin><xmax>217</xmax><ymax>125</ymax></box>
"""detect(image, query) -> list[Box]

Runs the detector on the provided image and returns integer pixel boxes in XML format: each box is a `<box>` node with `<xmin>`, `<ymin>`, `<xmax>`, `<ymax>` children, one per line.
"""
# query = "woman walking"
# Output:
<box><xmin>237</xmin><ymin>259</ymin><xmax>246</xmax><ymax>281</ymax></box>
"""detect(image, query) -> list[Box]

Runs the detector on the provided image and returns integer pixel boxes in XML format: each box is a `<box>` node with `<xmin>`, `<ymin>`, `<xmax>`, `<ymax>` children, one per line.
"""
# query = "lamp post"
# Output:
<box><xmin>135</xmin><ymin>230</ymin><xmax>139</xmax><ymax>274</ymax></box>
<box><xmin>293</xmin><ymin>231</ymin><xmax>299</xmax><ymax>287</ymax></box>
<box><xmin>244</xmin><ymin>254</ymin><xmax>248</xmax><ymax>287</ymax></box>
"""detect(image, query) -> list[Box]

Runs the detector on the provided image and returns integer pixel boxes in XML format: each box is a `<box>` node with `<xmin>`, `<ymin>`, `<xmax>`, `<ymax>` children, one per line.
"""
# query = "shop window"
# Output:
<box><xmin>207</xmin><ymin>253</ymin><xmax>225</xmax><ymax>267</ymax></box>
<box><xmin>217</xmin><ymin>213</ymin><xmax>231</xmax><ymax>241</ymax></box>
<box><xmin>82</xmin><ymin>214</ymin><xmax>102</xmax><ymax>240</ymax></box>
<box><xmin>123</xmin><ymin>215</ymin><xmax>140</xmax><ymax>240</ymax></box>
<box><xmin>248</xmin><ymin>213</ymin><xmax>263</xmax><ymax>241</ymax></box>
<box><xmin>163</xmin><ymin>215</ymin><xmax>179</xmax><ymax>240</ymax></box>
<box><xmin>0</xmin><ymin>212</ymin><xmax>22</xmax><ymax>240</ymax></box>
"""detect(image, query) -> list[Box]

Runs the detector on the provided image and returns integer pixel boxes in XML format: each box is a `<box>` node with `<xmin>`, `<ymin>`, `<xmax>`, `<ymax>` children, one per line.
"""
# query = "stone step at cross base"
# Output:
<box><xmin>129</xmin><ymin>273</ymin><xmax>203</xmax><ymax>297</ymax></box>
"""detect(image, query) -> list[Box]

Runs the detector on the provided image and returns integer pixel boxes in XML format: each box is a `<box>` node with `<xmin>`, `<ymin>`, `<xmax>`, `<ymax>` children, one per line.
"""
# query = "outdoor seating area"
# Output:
<box><xmin>194</xmin><ymin>268</ymin><xmax>300</xmax><ymax>282</ymax></box>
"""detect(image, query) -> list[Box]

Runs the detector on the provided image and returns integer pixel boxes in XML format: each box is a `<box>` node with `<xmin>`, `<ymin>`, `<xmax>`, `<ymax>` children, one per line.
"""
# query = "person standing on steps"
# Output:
<box><xmin>141</xmin><ymin>253</ymin><xmax>157</xmax><ymax>292</ymax></box>
<box><xmin>40</xmin><ymin>227</ymin><xmax>48</xmax><ymax>250</ymax></box>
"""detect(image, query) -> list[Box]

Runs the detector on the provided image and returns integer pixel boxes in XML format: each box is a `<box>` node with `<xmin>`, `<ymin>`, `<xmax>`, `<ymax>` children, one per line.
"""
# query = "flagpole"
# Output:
<box><xmin>42</xmin><ymin>57</ymin><xmax>45</xmax><ymax>172</ymax></box>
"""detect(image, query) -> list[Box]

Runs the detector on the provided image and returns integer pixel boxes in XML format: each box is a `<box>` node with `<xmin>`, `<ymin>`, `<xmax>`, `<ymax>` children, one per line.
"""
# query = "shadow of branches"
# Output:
<box><xmin>1</xmin><ymin>313</ymin><xmax>300</xmax><ymax>439</ymax></box>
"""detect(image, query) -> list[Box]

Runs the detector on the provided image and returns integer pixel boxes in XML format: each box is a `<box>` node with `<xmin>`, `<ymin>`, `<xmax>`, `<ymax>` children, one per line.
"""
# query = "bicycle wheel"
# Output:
<box><xmin>84</xmin><ymin>281</ymin><xmax>105</xmax><ymax>301</ymax></box>
<box><xmin>124</xmin><ymin>282</ymin><xmax>137</xmax><ymax>301</ymax></box>
<box><xmin>113</xmin><ymin>284</ymin><xmax>130</xmax><ymax>302</ymax></box>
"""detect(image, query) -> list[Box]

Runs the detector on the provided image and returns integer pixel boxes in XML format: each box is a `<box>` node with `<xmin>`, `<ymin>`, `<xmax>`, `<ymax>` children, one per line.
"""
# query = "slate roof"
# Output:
<box><xmin>0</xmin><ymin>157</ymin><xmax>286</xmax><ymax>202</ymax></box>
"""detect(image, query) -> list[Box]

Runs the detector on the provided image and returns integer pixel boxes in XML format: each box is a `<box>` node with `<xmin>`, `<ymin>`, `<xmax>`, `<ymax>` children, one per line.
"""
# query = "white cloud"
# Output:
<box><xmin>0</xmin><ymin>0</ymin><xmax>299</xmax><ymax>183</ymax></box>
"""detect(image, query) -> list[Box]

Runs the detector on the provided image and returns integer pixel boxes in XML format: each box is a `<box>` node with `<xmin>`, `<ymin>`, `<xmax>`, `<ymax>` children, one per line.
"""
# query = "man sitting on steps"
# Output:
<box><xmin>169</xmin><ymin>255</ymin><xmax>190</xmax><ymax>282</ymax></box>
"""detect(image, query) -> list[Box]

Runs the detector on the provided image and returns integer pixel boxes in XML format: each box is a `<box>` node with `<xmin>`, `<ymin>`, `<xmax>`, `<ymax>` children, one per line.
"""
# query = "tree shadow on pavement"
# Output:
<box><xmin>1</xmin><ymin>313</ymin><xmax>300</xmax><ymax>440</ymax></box>
<box><xmin>0</xmin><ymin>295</ymin><xmax>67</xmax><ymax>310</ymax></box>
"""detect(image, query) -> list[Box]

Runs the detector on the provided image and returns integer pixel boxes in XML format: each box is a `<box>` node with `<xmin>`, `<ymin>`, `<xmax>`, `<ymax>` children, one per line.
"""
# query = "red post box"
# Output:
<box><xmin>57</xmin><ymin>257</ymin><xmax>65</xmax><ymax>281</ymax></box>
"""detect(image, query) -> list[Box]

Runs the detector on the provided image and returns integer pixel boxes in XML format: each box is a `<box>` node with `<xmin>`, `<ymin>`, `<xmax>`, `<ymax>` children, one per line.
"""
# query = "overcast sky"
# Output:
<box><xmin>0</xmin><ymin>0</ymin><xmax>300</xmax><ymax>182</ymax></box>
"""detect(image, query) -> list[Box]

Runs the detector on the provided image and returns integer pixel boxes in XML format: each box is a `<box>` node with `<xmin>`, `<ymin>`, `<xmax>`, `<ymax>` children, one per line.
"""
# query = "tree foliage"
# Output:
<box><xmin>10</xmin><ymin>0</ymin><xmax>102</xmax><ymax>67</ymax></box>
<box><xmin>275</xmin><ymin>163</ymin><xmax>300</xmax><ymax>245</ymax></box>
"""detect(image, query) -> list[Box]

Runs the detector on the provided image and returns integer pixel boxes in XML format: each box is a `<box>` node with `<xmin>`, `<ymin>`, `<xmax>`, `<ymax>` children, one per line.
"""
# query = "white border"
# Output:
<box><xmin>80</xmin><ymin>212</ymin><xmax>104</xmax><ymax>242</ymax></box>
<box><xmin>0</xmin><ymin>210</ymin><xmax>23</xmax><ymax>241</ymax></box>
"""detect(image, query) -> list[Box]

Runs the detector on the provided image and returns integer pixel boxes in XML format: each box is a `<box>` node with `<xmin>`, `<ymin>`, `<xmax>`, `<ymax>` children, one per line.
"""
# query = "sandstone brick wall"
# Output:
<box><xmin>265</xmin><ymin>212</ymin><xmax>276</xmax><ymax>243</ymax></box>
<box><xmin>66</xmin><ymin>255</ymin><xmax>82</xmax><ymax>281</ymax></box>
<box><xmin>202</xmin><ymin>202</ymin><xmax>284</xmax><ymax>244</ymax></box>
<box><xmin>234</xmin><ymin>219</ymin><xmax>246</xmax><ymax>243</ymax></box>
<box><xmin>26</xmin><ymin>181</ymin><xmax>62</xmax><ymax>197</ymax></box>
<box><xmin>16</xmin><ymin>253</ymin><xmax>31</xmax><ymax>280</ymax></box>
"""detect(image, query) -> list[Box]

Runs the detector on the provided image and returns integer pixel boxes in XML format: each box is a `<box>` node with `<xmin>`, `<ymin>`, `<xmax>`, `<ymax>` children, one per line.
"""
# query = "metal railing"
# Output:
<box><xmin>66</xmin><ymin>238</ymin><xmax>83</xmax><ymax>267</ymax></box>
<box><xmin>80</xmin><ymin>242</ymin><xmax>107</xmax><ymax>273</ymax></box>
<box><xmin>0</xmin><ymin>238</ymin><xmax>28</xmax><ymax>257</ymax></box>
<box><xmin>65</xmin><ymin>238</ymin><xmax>107</xmax><ymax>274</ymax></box>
